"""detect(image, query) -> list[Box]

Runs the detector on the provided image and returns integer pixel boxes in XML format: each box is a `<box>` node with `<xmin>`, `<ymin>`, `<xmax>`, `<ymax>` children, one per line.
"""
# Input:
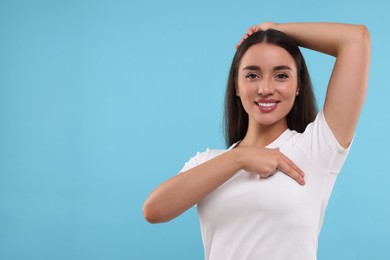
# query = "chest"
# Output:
<box><xmin>197</xmin><ymin>144</ymin><xmax>334</xmax><ymax>226</ymax></box>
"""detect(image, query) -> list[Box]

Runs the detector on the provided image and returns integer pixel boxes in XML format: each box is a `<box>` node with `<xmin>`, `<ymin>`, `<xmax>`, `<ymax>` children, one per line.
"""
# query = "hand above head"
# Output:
<box><xmin>236</xmin><ymin>22</ymin><xmax>278</xmax><ymax>48</ymax></box>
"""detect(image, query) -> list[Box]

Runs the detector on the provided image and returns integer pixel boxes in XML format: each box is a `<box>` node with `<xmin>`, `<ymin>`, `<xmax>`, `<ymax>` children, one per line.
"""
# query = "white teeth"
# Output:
<box><xmin>257</xmin><ymin>102</ymin><xmax>276</xmax><ymax>107</ymax></box>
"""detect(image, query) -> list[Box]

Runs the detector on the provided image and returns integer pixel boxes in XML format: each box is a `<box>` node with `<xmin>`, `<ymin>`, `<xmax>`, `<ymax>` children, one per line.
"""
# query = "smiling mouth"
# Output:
<box><xmin>254</xmin><ymin>101</ymin><xmax>279</xmax><ymax>112</ymax></box>
<box><xmin>256</xmin><ymin>102</ymin><xmax>277</xmax><ymax>107</ymax></box>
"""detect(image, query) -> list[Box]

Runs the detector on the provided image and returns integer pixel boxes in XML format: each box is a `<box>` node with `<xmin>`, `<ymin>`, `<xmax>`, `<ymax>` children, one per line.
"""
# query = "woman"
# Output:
<box><xmin>143</xmin><ymin>22</ymin><xmax>370</xmax><ymax>259</ymax></box>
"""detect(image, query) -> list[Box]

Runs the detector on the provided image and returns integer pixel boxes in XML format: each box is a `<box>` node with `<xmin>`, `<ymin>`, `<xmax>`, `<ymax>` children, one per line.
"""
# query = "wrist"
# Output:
<box><xmin>228</xmin><ymin>147</ymin><xmax>245</xmax><ymax>171</ymax></box>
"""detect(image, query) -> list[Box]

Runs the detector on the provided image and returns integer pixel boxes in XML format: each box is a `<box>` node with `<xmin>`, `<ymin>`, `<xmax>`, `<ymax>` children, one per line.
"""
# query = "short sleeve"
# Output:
<box><xmin>179</xmin><ymin>151</ymin><xmax>202</xmax><ymax>173</ymax></box>
<box><xmin>178</xmin><ymin>148</ymin><xmax>226</xmax><ymax>174</ymax></box>
<box><xmin>294</xmin><ymin>110</ymin><xmax>352</xmax><ymax>174</ymax></box>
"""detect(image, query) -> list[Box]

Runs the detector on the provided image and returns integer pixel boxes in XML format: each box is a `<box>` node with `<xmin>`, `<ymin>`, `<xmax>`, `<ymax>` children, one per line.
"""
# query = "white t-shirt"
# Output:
<box><xmin>179</xmin><ymin>111</ymin><xmax>351</xmax><ymax>260</ymax></box>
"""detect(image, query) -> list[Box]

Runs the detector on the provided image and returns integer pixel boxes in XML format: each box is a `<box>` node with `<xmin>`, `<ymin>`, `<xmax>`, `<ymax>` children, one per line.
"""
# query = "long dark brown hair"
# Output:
<box><xmin>224</xmin><ymin>29</ymin><xmax>317</xmax><ymax>147</ymax></box>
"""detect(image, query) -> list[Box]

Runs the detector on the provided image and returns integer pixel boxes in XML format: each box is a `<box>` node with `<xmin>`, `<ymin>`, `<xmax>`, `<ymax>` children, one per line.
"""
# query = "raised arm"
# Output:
<box><xmin>240</xmin><ymin>22</ymin><xmax>371</xmax><ymax>147</ymax></box>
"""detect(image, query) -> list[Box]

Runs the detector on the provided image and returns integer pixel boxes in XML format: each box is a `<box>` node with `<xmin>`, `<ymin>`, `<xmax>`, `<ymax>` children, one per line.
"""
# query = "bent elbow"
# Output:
<box><xmin>142</xmin><ymin>201</ymin><xmax>168</xmax><ymax>224</ymax></box>
<box><xmin>355</xmin><ymin>24</ymin><xmax>371</xmax><ymax>47</ymax></box>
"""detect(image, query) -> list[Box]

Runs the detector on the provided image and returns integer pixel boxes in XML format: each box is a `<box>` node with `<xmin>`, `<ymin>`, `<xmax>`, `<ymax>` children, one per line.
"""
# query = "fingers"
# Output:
<box><xmin>247</xmin><ymin>26</ymin><xmax>259</xmax><ymax>34</ymax></box>
<box><xmin>236</xmin><ymin>34</ymin><xmax>249</xmax><ymax>49</ymax></box>
<box><xmin>236</xmin><ymin>22</ymin><xmax>277</xmax><ymax>49</ymax></box>
<box><xmin>276</xmin><ymin>152</ymin><xmax>305</xmax><ymax>186</ymax></box>
<box><xmin>278</xmin><ymin>151</ymin><xmax>305</xmax><ymax>178</ymax></box>
<box><xmin>235</xmin><ymin>26</ymin><xmax>260</xmax><ymax>49</ymax></box>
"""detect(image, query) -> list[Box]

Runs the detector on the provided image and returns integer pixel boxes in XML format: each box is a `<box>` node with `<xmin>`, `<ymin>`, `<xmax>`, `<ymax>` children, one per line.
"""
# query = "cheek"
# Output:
<box><xmin>286</xmin><ymin>91</ymin><xmax>299</xmax><ymax>110</ymax></box>
<box><xmin>238</xmin><ymin>87</ymin><xmax>255</xmax><ymax>107</ymax></box>
<box><xmin>237</xmin><ymin>80</ymin><xmax>256</xmax><ymax>95</ymax></box>
<box><xmin>236</xmin><ymin>87</ymin><xmax>253</xmax><ymax>111</ymax></box>
<box><xmin>283</xmin><ymin>81</ymin><xmax>298</xmax><ymax>98</ymax></box>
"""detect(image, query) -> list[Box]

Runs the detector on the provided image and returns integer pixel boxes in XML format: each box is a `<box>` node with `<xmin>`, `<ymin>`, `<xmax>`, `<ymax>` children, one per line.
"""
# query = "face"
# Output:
<box><xmin>236</xmin><ymin>43</ymin><xmax>298</xmax><ymax>129</ymax></box>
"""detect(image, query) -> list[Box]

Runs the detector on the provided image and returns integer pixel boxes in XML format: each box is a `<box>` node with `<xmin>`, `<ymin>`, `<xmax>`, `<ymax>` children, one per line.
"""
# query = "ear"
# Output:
<box><xmin>236</xmin><ymin>86</ymin><xmax>240</xmax><ymax>97</ymax></box>
<box><xmin>295</xmin><ymin>88</ymin><xmax>300</xmax><ymax>96</ymax></box>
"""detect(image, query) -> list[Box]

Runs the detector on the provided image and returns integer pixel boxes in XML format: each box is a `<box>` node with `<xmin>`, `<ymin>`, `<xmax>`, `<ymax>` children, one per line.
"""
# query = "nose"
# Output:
<box><xmin>257</xmin><ymin>78</ymin><xmax>274</xmax><ymax>96</ymax></box>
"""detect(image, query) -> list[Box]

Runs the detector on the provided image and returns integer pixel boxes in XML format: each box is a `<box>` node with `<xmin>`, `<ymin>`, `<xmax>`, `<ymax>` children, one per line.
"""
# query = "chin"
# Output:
<box><xmin>253</xmin><ymin>116</ymin><xmax>286</xmax><ymax>128</ymax></box>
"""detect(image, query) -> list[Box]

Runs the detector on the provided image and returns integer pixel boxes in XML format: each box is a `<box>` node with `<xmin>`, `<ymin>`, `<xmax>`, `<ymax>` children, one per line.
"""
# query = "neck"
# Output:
<box><xmin>239</xmin><ymin>120</ymin><xmax>288</xmax><ymax>148</ymax></box>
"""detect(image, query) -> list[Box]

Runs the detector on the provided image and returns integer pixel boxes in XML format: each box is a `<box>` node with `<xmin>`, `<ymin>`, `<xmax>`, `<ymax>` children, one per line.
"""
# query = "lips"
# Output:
<box><xmin>256</xmin><ymin>102</ymin><xmax>277</xmax><ymax>107</ymax></box>
<box><xmin>255</xmin><ymin>99</ymin><xmax>279</xmax><ymax>113</ymax></box>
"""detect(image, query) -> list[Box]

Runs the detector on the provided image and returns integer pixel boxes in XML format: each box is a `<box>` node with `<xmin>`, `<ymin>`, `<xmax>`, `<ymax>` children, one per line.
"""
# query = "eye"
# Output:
<box><xmin>245</xmin><ymin>73</ymin><xmax>259</xmax><ymax>80</ymax></box>
<box><xmin>275</xmin><ymin>73</ymin><xmax>289</xmax><ymax>80</ymax></box>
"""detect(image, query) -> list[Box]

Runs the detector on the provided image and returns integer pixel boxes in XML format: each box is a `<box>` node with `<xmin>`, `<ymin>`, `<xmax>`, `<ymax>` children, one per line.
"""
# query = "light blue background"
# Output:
<box><xmin>0</xmin><ymin>0</ymin><xmax>388</xmax><ymax>259</ymax></box>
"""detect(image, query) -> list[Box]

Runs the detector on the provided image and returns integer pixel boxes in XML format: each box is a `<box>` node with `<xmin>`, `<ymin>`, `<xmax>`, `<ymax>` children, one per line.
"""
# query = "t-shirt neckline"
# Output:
<box><xmin>227</xmin><ymin>128</ymin><xmax>293</xmax><ymax>151</ymax></box>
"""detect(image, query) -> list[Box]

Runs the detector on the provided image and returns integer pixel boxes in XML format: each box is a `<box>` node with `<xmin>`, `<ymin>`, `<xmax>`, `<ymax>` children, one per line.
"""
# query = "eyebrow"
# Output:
<box><xmin>242</xmin><ymin>65</ymin><xmax>292</xmax><ymax>71</ymax></box>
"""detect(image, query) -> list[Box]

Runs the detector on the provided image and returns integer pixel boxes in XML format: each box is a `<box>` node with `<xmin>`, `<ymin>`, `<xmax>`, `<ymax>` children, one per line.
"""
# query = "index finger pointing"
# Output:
<box><xmin>278</xmin><ymin>160</ymin><xmax>305</xmax><ymax>185</ymax></box>
<box><xmin>277</xmin><ymin>155</ymin><xmax>305</xmax><ymax>185</ymax></box>
<box><xmin>278</xmin><ymin>151</ymin><xmax>304</xmax><ymax>178</ymax></box>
